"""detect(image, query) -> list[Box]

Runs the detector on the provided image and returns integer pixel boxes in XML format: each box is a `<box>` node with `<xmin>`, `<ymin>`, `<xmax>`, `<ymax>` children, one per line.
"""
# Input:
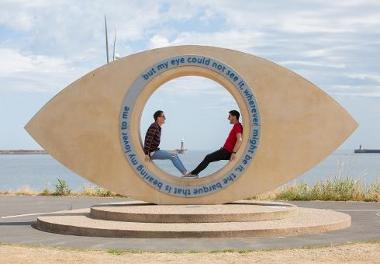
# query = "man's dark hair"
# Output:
<box><xmin>154</xmin><ymin>110</ymin><xmax>164</xmax><ymax>121</ymax></box>
<box><xmin>229</xmin><ymin>110</ymin><xmax>240</xmax><ymax>120</ymax></box>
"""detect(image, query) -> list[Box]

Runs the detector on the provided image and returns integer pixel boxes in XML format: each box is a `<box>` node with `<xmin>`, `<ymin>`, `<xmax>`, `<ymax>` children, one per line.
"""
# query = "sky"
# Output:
<box><xmin>1</xmin><ymin>0</ymin><xmax>380</xmax><ymax>150</ymax></box>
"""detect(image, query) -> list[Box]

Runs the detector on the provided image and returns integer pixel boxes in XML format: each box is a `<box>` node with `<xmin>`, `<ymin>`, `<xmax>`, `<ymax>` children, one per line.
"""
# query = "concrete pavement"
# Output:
<box><xmin>0</xmin><ymin>196</ymin><xmax>379</xmax><ymax>251</ymax></box>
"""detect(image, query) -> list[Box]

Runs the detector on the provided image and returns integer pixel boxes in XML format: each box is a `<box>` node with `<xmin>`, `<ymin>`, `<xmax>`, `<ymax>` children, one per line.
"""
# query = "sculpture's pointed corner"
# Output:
<box><xmin>24</xmin><ymin>111</ymin><xmax>46</xmax><ymax>150</ymax></box>
<box><xmin>24</xmin><ymin>117</ymin><xmax>33</xmax><ymax>136</ymax></box>
<box><xmin>352</xmin><ymin>116</ymin><xmax>359</xmax><ymax>132</ymax></box>
<box><xmin>341</xmin><ymin>106</ymin><xmax>359</xmax><ymax>143</ymax></box>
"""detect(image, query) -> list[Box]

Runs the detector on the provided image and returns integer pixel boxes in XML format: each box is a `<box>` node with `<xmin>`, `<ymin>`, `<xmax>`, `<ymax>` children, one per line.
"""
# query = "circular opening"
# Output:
<box><xmin>140</xmin><ymin>76</ymin><xmax>242</xmax><ymax>178</ymax></box>
<box><xmin>128</xmin><ymin>65</ymin><xmax>252</xmax><ymax>188</ymax></box>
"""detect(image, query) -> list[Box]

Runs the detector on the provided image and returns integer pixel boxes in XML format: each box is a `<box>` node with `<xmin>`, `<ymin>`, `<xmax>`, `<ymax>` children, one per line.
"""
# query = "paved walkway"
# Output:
<box><xmin>0</xmin><ymin>196</ymin><xmax>379</xmax><ymax>251</ymax></box>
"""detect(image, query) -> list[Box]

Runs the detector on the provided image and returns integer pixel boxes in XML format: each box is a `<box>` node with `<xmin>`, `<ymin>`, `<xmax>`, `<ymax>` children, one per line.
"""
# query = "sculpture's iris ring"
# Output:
<box><xmin>119</xmin><ymin>55</ymin><xmax>261</xmax><ymax>198</ymax></box>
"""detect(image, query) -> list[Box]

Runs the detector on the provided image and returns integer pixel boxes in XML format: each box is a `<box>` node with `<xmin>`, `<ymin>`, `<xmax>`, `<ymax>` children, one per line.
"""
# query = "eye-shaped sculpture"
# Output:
<box><xmin>25</xmin><ymin>45</ymin><xmax>357</xmax><ymax>204</ymax></box>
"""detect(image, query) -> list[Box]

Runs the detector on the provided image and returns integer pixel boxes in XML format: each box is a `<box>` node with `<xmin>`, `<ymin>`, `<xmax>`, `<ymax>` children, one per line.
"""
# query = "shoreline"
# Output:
<box><xmin>1</xmin><ymin>192</ymin><xmax>379</xmax><ymax>203</ymax></box>
<box><xmin>0</xmin><ymin>176</ymin><xmax>378</xmax><ymax>202</ymax></box>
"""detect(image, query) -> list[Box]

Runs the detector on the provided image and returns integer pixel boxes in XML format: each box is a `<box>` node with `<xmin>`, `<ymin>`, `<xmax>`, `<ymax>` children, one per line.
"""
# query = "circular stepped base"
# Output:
<box><xmin>34</xmin><ymin>201</ymin><xmax>351</xmax><ymax>238</ymax></box>
<box><xmin>90</xmin><ymin>201</ymin><xmax>298</xmax><ymax>223</ymax></box>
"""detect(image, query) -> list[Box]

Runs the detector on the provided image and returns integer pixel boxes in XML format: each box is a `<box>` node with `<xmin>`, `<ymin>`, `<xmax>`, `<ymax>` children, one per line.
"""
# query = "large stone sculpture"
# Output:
<box><xmin>26</xmin><ymin>45</ymin><xmax>357</xmax><ymax>205</ymax></box>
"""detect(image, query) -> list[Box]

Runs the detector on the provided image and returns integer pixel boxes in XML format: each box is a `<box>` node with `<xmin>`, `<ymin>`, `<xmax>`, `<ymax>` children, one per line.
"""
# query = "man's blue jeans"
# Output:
<box><xmin>150</xmin><ymin>150</ymin><xmax>187</xmax><ymax>175</ymax></box>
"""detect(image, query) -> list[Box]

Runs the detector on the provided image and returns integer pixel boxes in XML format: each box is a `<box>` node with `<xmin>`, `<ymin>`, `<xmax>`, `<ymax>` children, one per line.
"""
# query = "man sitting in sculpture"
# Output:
<box><xmin>184</xmin><ymin>110</ymin><xmax>243</xmax><ymax>178</ymax></box>
<box><xmin>143</xmin><ymin>110</ymin><xmax>188</xmax><ymax>176</ymax></box>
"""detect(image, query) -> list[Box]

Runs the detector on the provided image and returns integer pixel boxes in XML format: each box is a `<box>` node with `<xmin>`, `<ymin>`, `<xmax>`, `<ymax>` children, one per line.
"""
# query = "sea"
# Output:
<box><xmin>0</xmin><ymin>149</ymin><xmax>379</xmax><ymax>192</ymax></box>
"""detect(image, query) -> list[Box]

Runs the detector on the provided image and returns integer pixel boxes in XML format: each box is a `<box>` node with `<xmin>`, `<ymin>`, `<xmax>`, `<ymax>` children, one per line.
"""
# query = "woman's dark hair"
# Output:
<box><xmin>229</xmin><ymin>110</ymin><xmax>240</xmax><ymax>120</ymax></box>
<box><xmin>154</xmin><ymin>110</ymin><xmax>164</xmax><ymax>121</ymax></box>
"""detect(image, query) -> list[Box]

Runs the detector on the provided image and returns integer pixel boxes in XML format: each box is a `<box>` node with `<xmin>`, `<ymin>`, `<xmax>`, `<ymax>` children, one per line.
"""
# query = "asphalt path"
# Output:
<box><xmin>0</xmin><ymin>196</ymin><xmax>379</xmax><ymax>251</ymax></box>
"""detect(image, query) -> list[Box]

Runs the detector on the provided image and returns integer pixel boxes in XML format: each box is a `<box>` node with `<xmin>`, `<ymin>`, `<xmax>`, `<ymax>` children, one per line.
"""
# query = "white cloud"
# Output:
<box><xmin>279</xmin><ymin>60</ymin><xmax>346</xmax><ymax>69</ymax></box>
<box><xmin>170</xmin><ymin>30</ymin><xmax>262</xmax><ymax>52</ymax></box>
<box><xmin>347</xmin><ymin>73</ymin><xmax>380</xmax><ymax>83</ymax></box>
<box><xmin>149</xmin><ymin>35</ymin><xmax>170</xmax><ymax>49</ymax></box>
<box><xmin>0</xmin><ymin>0</ymin><xmax>53</xmax><ymax>30</ymax></box>
<box><xmin>0</xmin><ymin>48</ymin><xmax>85</xmax><ymax>92</ymax></box>
<box><xmin>0</xmin><ymin>48</ymin><xmax>69</xmax><ymax>74</ymax></box>
<box><xmin>327</xmin><ymin>84</ymin><xmax>380</xmax><ymax>98</ymax></box>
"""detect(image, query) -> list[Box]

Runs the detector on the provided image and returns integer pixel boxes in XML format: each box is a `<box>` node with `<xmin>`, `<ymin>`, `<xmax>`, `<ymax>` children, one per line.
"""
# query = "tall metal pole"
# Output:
<box><xmin>104</xmin><ymin>15</ymin><xmax>109</xmax><ymax>64</ymax></box>
<box><xmin>112</xmin><ymin>29</ymin><xmax>117</xmax><ymax>61</ymax></box>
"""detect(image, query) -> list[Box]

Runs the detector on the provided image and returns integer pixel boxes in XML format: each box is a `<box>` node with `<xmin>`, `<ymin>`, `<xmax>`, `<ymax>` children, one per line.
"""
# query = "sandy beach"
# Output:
<box><xmin>1</xmin><ymin>242</ymin><xmax>379</xmax><ymax>264</ymax></box>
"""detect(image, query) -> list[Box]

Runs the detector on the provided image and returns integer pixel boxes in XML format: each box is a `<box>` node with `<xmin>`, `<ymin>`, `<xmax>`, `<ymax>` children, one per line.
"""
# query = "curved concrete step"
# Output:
<box><xmin>90</xmin><ymin>201</ymin><xmax>298</xmax><ymax>223</ymax></box>
<box><xmin>34</xmin><ymin>207</ymin><xmax>351</xmax><ymax>238</ymax></box>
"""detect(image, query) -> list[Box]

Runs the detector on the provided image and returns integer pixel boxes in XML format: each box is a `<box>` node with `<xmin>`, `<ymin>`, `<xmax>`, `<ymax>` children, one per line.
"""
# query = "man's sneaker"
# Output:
<box><xmin>183</xmin><ymin>173</ymin><xmax>199</xmax><ymax>178</ymax></box>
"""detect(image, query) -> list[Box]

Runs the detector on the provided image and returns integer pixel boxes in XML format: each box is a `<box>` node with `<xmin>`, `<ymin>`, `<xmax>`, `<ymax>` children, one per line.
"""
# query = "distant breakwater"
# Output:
<box><xmin>0</xmin><ymin>150</ymin><xmax>47</xmax><ymax>155</ymax></box>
